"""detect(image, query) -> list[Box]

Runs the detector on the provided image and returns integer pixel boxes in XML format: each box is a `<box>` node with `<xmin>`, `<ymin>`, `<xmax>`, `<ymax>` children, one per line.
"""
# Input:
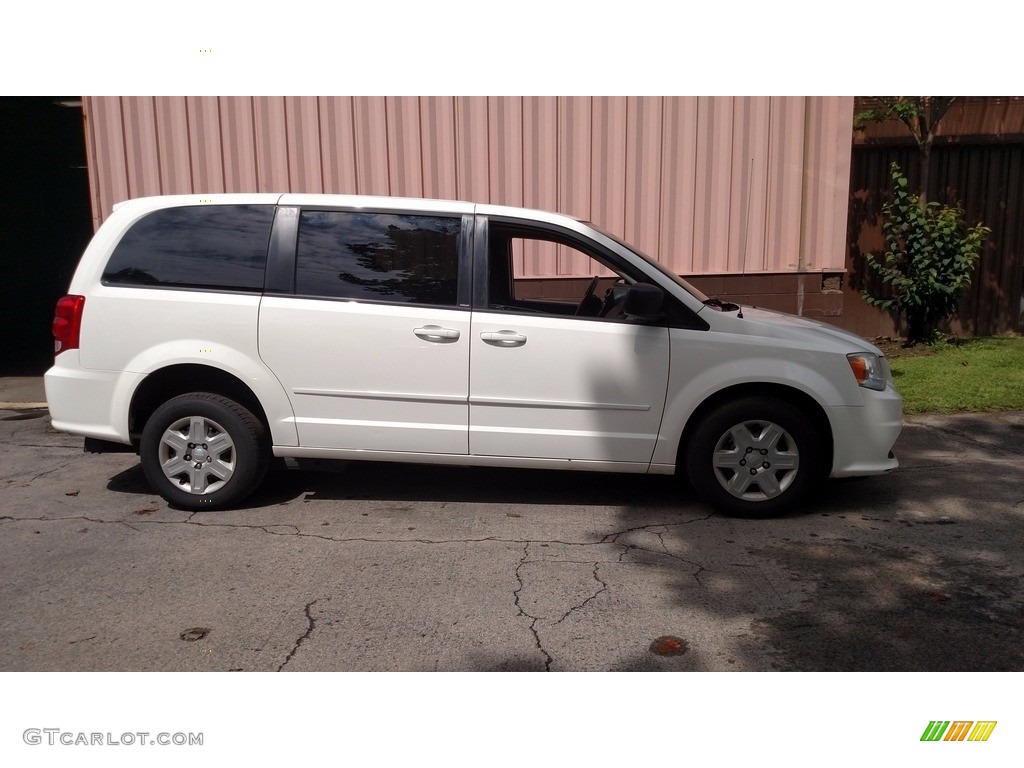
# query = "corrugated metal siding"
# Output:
<box><xmin>803</xmin><ymin>95</ymin><xmax>855</xmax><ymax>272</ymax></box>
<box><xmin>285</xmin><ymin>96</ymin><xmax>324</xmax><ymax>194</ymax></box>
<box><xmin>83</xmin><ymin>96</ymin><xmax>854</xmax><ymax>276</ymax></box>
<box><xmin>318</xmin><ymin>97</ymin><xmax>358</xmax><ymax>195</ymax></box>
<box><xmin>187</xmin><ymin>97</ymin><xmax>225</xmax><ymax>194</ymax></box>
<box><xmin>519</xmin><ymin>96</ymin><xmax>558</xmax><ymax>278</ymax></box>
<box><xmin>766</xmin><ymin>97</ymin><xmax>806</xmax><ymax>271</ymax></box>
<box><xmin>253</xmin><ymin>97</ymin><xmax>291</xmax><ymax>193</ymax></box>
<box><xmin>154</xmin><ymin>97</ymin><xmax>193</xmax><ymax>194</ymax></box>
<box><xmin>489</xmin><ymin>96</ymin><xmax>522</xmax><ymax>208</ymax></box>
<box><xmin>220</xmin><ymin>97</ymin><xmax>259</xmax><ymax>192</ymax></box>
<box><xmin>658</xmin><ymin>97</ymin><xmax>696</xmax><ymax>272</ymax></box>
<box><xmin>423</xmin><ymin>97</ymin><xmax>458</xmax><ymax>200</ymax></box>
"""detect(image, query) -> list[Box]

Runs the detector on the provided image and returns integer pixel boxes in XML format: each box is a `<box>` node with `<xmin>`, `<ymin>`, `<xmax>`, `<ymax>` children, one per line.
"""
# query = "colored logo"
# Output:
<box><xmin>921</xmin><ymin>721</ymin><xmax>997</xmax><ymax>742</ymax></box>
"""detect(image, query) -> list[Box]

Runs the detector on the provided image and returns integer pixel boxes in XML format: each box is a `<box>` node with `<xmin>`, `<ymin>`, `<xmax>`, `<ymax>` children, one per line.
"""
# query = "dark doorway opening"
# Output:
<box><xmin>0</xmin><ymin>97</ymin><xmax>93</xmax><ymax>375</ymax></box>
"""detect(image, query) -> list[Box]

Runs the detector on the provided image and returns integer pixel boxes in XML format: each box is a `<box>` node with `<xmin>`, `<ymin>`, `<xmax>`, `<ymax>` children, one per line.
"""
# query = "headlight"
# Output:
<box><xmin>847</xmin><ymin>353</ymin><xmax>886</xmax><ymax>391</ymax></box>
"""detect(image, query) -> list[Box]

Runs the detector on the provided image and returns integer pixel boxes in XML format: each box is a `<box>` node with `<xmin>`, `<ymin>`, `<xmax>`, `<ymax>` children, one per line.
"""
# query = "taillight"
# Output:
<box><xmin>53</xmin><ymin>295</ymin><xmax>85</xmax><ymax>354</ymax></box>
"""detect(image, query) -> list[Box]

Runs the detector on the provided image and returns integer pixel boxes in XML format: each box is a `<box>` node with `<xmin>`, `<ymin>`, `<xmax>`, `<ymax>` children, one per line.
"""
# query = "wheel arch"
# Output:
<box><xmin>675</xmin><ymin>382</ymin><xmax>834</xmax><ymax>477</ymax></box>
<box><xmin>129</xmin><ymin>364</ymin><xmax>271</xmax><ymax>447</ymax></box>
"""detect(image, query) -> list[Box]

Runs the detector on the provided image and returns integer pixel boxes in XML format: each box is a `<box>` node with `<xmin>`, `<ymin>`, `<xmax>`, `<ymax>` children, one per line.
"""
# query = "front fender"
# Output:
<box><xmin>651</xmin><ymin>333</ymin><xmax>861</xmax><ymax>467</ymax></box>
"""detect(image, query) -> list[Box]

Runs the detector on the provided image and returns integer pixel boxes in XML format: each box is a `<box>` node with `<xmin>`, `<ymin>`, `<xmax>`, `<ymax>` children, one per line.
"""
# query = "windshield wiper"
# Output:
<box><xmin>702</xmin><ymin>297</ymin><xmax>742</xmax><ymax>313</ymax></box>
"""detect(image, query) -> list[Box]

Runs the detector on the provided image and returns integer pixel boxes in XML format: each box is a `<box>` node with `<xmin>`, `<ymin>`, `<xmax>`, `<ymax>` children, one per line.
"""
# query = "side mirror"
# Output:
<box><xmin>623</xmin><ymin>283</ymin><xmax>664</xmax><ymax>321</ymax></box>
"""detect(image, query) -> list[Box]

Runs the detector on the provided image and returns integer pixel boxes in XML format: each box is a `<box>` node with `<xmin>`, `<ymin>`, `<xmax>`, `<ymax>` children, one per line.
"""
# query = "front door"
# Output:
<box><xmin>468</xmin><ymin>220</ymin><xmax>670</xmax><ymax>466</ymax></box>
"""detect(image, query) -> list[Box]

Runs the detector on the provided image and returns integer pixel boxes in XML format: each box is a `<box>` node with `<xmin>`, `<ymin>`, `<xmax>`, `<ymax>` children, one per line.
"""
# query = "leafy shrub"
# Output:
<box><xmin>863</xmin><ymin>163</ymin><xmax>990</xmax><ymax>344</ymax></box>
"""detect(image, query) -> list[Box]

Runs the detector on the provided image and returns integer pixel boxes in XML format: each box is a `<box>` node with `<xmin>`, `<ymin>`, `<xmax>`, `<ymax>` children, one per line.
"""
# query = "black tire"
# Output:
<box><xmin>685</xmin><ymin>397</ymin><xmax>823</xmax><ymax>517</ymax></box>
<box><xmin>140</xmin><ymin>393</ymin><xmax>269</xmax><ymax>510</ymax></box>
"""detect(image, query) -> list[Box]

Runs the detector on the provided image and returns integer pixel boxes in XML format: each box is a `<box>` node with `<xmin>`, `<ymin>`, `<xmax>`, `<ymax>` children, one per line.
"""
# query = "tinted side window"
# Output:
<box><xmin>103</xmin><ymin>205</ymin><xmax>274</xmax><ymax>291</ymax></box>
<box><xmin>296</xmin><ymin>211</ymin><xmax>460</xmax><ymax>306</ymax></box>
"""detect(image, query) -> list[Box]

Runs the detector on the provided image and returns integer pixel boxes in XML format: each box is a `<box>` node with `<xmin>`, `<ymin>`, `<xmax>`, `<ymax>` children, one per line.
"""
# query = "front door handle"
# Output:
<box><xmin>414</xmin><ymin>325</ymin><xmax>461</xmax><ymax>342</ymax></box>
<box><xmin>480</xmin><ymin>330</ymin><xmax>527</xmax><ymax>347</ymax></box>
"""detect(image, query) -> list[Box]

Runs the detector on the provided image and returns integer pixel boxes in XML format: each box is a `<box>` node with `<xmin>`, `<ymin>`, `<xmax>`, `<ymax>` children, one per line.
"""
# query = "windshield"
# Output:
<box><xmin>583</xmin><ymin>222</ymin><xmax>710</xmax><ymax>303</ymax></box>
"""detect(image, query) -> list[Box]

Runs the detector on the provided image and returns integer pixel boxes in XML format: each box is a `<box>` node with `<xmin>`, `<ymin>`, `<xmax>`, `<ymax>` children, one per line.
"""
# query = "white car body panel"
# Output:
<box><xmin>259</xmin><ymin>297</ymin><xmax>471</xmax><ymax>454</ymax></box>
<box><xmin>276</xmin><ymin>446</ymin><xmax>652</xmax><ymax>474</ymax></box>
<box><xmin>468</xmin><ymin>311</ymin><xmax>670</xmax><ymax>463</ymax></box>
<box><xmin>46</xmin><ymin>350</ymin><xmax>143</xmax><ymax>442</ymax></box>
<box><xmin>677</xmin><ymin>308</ymin><xmax>902</xmax><ymax>476</ymax></box>
<box><xmin>67</xmin><ymin>287</ymin><xmax>298</xmax><ymax>446</ymax></box>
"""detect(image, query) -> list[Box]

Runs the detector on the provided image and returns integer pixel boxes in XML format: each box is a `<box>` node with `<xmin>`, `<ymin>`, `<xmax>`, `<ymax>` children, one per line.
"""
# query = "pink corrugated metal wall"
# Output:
<box><xmin>83</xmin><ymin>96</ymin><xmax>853</xmax><ymax>275</ymax></box>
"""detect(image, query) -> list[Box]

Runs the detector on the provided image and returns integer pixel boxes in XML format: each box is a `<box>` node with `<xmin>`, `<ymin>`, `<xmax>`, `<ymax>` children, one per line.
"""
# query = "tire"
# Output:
<box><xmin>685</xmin><ymin>397</ymin><xmax>823</xmax><ymax>517</ymax></box>
<box><xmin>140</xmin><ymin>393</ymin><xmax>269</xmax><ymax>510</ymax></box>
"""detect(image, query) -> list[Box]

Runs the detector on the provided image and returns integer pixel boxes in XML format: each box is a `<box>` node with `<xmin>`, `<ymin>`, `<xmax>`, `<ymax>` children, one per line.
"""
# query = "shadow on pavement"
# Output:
<box><xmin>108</xmin><ymin>460</ymin><xmax>701</xmax><ymax>512</ymax></box>
<box><xmin>599</xmin><ymin>419</ymin><xmax>1024</xmax><ymax>671</ymax></box>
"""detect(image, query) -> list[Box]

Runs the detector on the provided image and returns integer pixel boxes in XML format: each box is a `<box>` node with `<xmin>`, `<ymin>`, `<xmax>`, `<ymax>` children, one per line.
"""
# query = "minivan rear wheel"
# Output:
<box><xmin>140</xmin><ymin>393</ymin><xmax>268</xmax><ymax>510</ymax></box>
<box><xmin>686</xmin><ymin>398</ymin><xmax>823</xmax><ymax>517</ymax></box>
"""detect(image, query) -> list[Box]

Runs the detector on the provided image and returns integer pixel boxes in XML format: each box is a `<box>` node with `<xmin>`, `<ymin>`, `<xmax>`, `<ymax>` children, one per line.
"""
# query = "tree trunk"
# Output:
<box><xmin>919</xmin><ymin>143</ymin><xmax>931</xmax><ymax>206</ymax></box>
<box><xmin>906</xmin><ymin>313</ymin><xmax>929</xmax><ymax>346</ymax></box>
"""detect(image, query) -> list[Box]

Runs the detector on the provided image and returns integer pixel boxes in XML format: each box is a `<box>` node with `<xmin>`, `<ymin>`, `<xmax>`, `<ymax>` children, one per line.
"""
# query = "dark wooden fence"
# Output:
<box><xmin>847</xmin><ymin>142</ymin><xmax>1024</xmax><ymax>337</ymax></box>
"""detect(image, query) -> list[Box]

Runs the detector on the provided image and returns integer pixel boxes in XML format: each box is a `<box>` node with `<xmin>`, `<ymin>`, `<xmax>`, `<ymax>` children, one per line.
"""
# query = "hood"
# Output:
<box><xmin>712</xmin><ymin>306</ymin><xmax>885</xmax><ymax>356</ymax></box>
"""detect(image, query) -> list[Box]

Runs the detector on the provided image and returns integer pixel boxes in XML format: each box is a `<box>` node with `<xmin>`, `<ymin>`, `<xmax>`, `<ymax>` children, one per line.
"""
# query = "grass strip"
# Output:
<box><xmin>887</xmin><ymin>337</ymin><xmax>1024</xmax><ymax>413</ymax></box>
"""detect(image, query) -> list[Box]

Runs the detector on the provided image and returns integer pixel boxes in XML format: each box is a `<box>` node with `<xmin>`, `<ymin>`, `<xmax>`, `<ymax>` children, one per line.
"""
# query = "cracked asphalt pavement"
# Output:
<box><xmin>1</xmin><ymin>407</ymin><xmax>1023</xmax><ymax>671</ymax></box>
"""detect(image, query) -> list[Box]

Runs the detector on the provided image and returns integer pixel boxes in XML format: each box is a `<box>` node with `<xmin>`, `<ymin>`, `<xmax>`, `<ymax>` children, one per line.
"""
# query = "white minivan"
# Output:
<box><xmin>45</xmin><ymin>195</ymin><xmax>902</xmax><ymax>515</ymax></box>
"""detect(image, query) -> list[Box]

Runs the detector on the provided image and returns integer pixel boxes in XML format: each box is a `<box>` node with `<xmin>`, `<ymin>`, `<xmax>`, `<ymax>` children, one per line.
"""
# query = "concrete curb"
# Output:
<box><xmin>0</xmin><ymin>376</ymin><xmax>48</xmax><ymax>410</ymax></box>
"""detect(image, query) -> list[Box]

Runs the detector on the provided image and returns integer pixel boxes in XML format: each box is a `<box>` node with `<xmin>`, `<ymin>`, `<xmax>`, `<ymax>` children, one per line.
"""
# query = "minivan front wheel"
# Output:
<box><xmin>686</xmin><ymin>398</ymin><xmax>822</xmax><ymax>516</ymax></box>
<box><xmin>140</xmin><ymin>393</ymin><xmax>268</xmax><ymax>510</ymax></box>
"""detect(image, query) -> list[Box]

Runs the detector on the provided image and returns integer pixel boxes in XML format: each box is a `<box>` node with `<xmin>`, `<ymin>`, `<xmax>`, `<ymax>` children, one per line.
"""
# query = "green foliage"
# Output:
<box><xmin>854</xmin><ymin>99</ymin><xmax>923</xmax><ymax>130</ymax></box>
<box><xmin>862</xmin><ymin>163</ymin><xmax>990</xmax><ymax>345</ymax></box>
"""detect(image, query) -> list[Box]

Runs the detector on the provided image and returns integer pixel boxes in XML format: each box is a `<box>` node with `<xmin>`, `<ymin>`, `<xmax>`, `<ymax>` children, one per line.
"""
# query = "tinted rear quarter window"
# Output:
<box><xmin>296</xmin><ymin>211</ymin><xmax>460</xmax><ymax>306</ymax></box>
<box><xmin>103</xmin><ymin>205</ymin><xmax>274</xmax><ymax>291</ymax></box>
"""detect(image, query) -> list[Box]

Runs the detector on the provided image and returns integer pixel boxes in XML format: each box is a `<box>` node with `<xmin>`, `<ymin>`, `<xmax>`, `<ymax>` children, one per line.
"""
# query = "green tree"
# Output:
<box><xmin>855</xmin><ymin>97</ymin><xmax>956</xmax><ymax>204</ymax></box>
<box><xmin>862</xmin><ymin>163</ymin><xmax>990</xmax><ymax>345</ymax></box>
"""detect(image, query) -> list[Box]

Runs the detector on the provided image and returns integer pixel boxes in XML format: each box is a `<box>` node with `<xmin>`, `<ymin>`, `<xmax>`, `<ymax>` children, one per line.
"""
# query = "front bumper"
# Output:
<box><xmin>827</xmin><ymin>385</ymin><xmax>903</xmax><ymax>477</ymax></box>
